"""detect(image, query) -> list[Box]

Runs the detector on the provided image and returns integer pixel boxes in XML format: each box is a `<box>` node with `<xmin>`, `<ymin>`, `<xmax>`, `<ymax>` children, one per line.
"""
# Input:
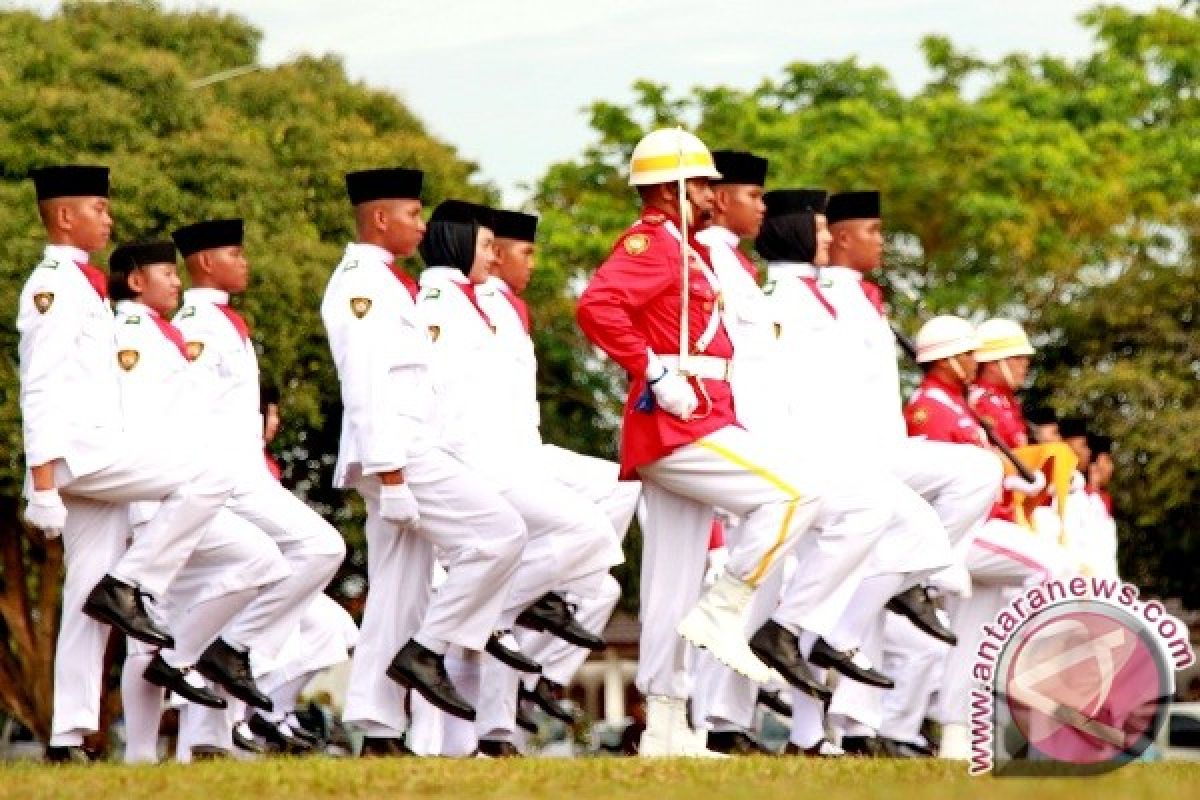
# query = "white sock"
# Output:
<box><xmin>121</xmin><ymin>651</ymin><xmax>164</xmax><ymax>763</ymax></box>
<box><xmin>268</xmin><ymin>671</ymin><xmax>316</xmax><ymax>718</ymax></box>
<box><xmin>788</xmin><ymin>688</ymin><xmax>827</xmax><ymax>749</ymax></box>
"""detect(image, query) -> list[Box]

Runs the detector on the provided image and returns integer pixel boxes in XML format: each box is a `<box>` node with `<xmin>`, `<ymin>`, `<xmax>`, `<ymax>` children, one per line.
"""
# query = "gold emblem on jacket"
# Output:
<box><xmin>117</xmin><ymin>349</ymin><xmax>140</xmax><ymax>371</ymax></box>
<box><xmin>33</xmin><ymin>292</ymin><xmax>54</xmax><ymax>314</ymax></box>
<box><xmin>351</xmin><ymin>297</ymin><xmax>372</xmax><ymax>319</ymax></box>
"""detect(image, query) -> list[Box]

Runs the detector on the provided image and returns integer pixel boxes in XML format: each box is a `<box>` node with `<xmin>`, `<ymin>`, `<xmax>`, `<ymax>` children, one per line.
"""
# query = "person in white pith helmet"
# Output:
<box><xmin>577</xmin><ymin>127</ymin><xmax>857</xmax><ymax>757</ymax></box>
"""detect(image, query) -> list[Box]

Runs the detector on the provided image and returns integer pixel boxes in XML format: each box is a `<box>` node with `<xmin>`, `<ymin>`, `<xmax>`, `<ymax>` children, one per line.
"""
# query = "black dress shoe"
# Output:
<box><xmin>515</xmin><ymin>592</ymin><xmax>606</xmax><ymax>651</ymax></box>
<box><xmin>707</xmin><ymin>730</ymin><xmax>776</xmax><ymax>755</ymax></box>
<box><xmin>757</xmin><ymin>688</ymin><xmax>793</xmax><ymax>718</ymax></box>
<box><xmin>841</xmin><ymin>735</ymin><xmax>886</xmax><ymax>757</ymax></box>
<box><xmin>195</xmin><ymin>638</ymin><xmax>273</xmax><ymax>711</ymax></box>
<box><xmin>478</xmin><ymin>739</ymin><xmax>522</xmax><ymax>758</ymax></box>
<box><xmin>521</xmin><ymin>677</ymin><xmax>577</xmax><ymax>724</ymax></box>
<box><xmin>886</xmin><ymin>585</ymin><xmax>958</xmax><ymax>645</ymax></box>
<box><xmin>516</xmin><ymin>702</ymin><xmax>539</xmax><ymax>734</ymax></box>
<box><xmin>285</xmin><ymin>717</ymin><xmax>321</xmax><ymax>749</ymax></box>
<box><xmin>82</xmin><ymin>574</ymin><xmax>174</xmax><ymax>649</ymax></box>
<box><xmin>190</xmin><ymin>745</ymin><xmax>231</xmax><ymax>761</ymax></box>
<box><xmin>247</xmin><ymin>713</ymin><xmax>313</xmax><ymax>754</ymax></box>
<box><xmin>782</xmin><ymin>738</ymin><xmax>843</xmax><ymax>758</ymax></box>
<box><xmin>877</xmin><ymin>737</ymin><xmax>932</xmax><ymax>758</ymax></box>
<box><xmin>748</xmin><ymin>620</ymin><xmax>832</xmax><ymax>703</ymax></box>
<box><xmin>486</xmin><ymin>632</ymin><xmax>542</xmax><ymax>674</ymax></box>
<box><xmin>386</xmin><ymin>639</ymin><xmax>476</xmax><ymax>721</ymax></box>
<box><xmin>232</xmin><ymin>722</ymin><xmax>265</xmax><ymax>754</ymax></box>
<box><xmin>807</xmin><ymin>638</ymin><xmax>894</xmax><ymax>689</ymax></box>
<box><xmin>359</xmin><ymin>736</ymin><xmax>415</xmax><ymax>757</ymax></box>
<box><xmin>143</xmin><ymin>654</ymin><xmax>227</xmax><ymax>709</ymax></box>
<box><xmin>45</xmin><ymin>745</ymin><xmax>91</xmax><ymax>764</ymax></box>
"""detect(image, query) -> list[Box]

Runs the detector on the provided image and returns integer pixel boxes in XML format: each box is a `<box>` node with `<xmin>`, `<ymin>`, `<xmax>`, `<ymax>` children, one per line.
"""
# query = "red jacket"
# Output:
<box><xmin>969</xmin><ymin>379</ymin><xmax>1028</xmax><ymax>450</ymax></box>
<box><xmin>577</xmin><ymin>209</ymin><xmax>737</xmax><ymax>479</ymax></box>
<box><xmin>905</xmin><ymin>374</ymin><xmax>987</xmax><ymax>446</ymax></box>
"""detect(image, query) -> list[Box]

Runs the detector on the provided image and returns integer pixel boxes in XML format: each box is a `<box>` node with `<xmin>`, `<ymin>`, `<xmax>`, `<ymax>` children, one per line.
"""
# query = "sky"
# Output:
<box><xmin>10</xmin><ymin>1</ymin><xmax>1171</xmax><ymax>202</ymax></box>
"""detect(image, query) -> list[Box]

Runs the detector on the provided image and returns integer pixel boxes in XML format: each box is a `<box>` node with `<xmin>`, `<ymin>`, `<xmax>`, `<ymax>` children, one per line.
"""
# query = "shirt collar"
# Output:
<box><xmin>346</xmin><ymin>241</ymin><xmax>396</xmax><ymax>266</ymax></box>
<box><xmin>822</xmin><ymin>265</ymin><xmax>863</xmax><ymax>282</ymax></box>
<box><xmin>922</xmin><ymin>372</ymin><xmax>969</xmax><ymax>402</ymax></box>
<box><xmin>975</xmin><ymin>377</ymin><xmax>1016</xmax><ymax>401</ymax></box>
<box><xmin>44</xmin><ymin>244</ymin><xmax>89</xmax><ymax>264</ymax></box>
<box><xmin>767</xmin><ymin>261</ymin><xmax>818</xmax><ymax>278</ymax></box>
<box><xmin>419</xmin><ymin>266</ymin><xmax>469</xmax><ymax>287</ymax></box>
<box><xmin>116</xmin><ymin>299</ymin><xmax>156</xmax><ymax>317</ymax></box>
<box><xmin>184</xmin><ymin>287</ymin><xmax>231</xmax><ymax>305</ymax></box>
<box><xmin>694</xmin><ymin>225</ymin><xmax>739</xmax><ymax>248</ymax></box>
<box><xmin>479</xmin><ymin>275</ymin><xmax>508</xmax><ymax>292</ymax></box>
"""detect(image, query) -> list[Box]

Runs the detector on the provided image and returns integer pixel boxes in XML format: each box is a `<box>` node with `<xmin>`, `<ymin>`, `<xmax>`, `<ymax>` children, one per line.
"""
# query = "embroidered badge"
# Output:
<box><xmin>911</xmin><ymin>408</ymin><xmax>929</xmax><ymax>425</ymax></box>
<box><xmin>425</xmin><ymin>288</ymin><xmax>441</xmax><ymax>300</ymax></box>
<box><xmin>763</xmin><ymin>279</ymin><xmax>777</xmax><ymax>296</ymax></box>
<box><xmin>428</xmin><ymin>325</ymin><xmax>441</xmax><ymax>342</ymax></box>
<box><xmin>124</xmin><ymin>315</ymin><xmax>141</xmax><ymax>325</ymax></box>
<box><xmin>117</xmin><ymin>349</ymin><xmax>140</xmax><ymax>371</ymax></box>
<box><xmin>773</xmin><ymin>322</ymin><xmax>782</xmax><ymax>339</ymax></box>
<box><xmin>350</xmin><ymin>297</ymin><xmax>372</xmax><ymax>319</ymax></box>
<box><xmin>624</xmin><ymin>234</ymin><xmax>650</xmax><ymax>256</ymax></box>
<box><xmin>178</xmin><ymin>306</ymin><xmax>196</xmax><ymax>319</ymax></box>
<box><xmin>32</xmin><ymin>292</ymin><xmax>55</xmax><ymax>314</ymax></box>
<box><xmin>185</xmin><ymin>341</ymin><xmax>205</xmax><ymax>361</ymax></box>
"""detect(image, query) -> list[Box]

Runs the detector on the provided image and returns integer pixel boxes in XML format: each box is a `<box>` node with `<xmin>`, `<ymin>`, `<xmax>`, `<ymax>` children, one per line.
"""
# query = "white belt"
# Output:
<box><xmin>660</xmin><ymin>354</ymin><xmax>733</xmax><ymax>382</ymax></box>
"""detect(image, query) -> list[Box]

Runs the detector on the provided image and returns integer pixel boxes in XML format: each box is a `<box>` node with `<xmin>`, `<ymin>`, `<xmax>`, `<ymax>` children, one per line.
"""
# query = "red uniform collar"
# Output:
<box><xmin>921</xmin><ymin>372</ymin><xmax>970</xmax><ymax>403</ymax></box>
<box><xmin>975</xmin><ymin>377</ymin><xmax>1016</xmax><ymax>402</ymax></box>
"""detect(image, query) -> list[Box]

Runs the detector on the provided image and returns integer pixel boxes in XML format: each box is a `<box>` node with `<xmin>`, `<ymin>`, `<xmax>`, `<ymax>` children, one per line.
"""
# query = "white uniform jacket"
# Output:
<box><xmin>320</xmin><ymin>243</ymin><xmax>437</xmax><ymax>488</ymax></box>
<box><xmin>473</xmin><ymin>276</ymin><xmax>541</xmax><ymax>452</ymax></box>
<box><xmin>16</xmin><ymin>244</ymin><xmax>123</xmax><ymax>479</ymax></box>
<box><xmin>173</xmin><ymin>288</ymin><xmax>263</xmax><ymax>471</ymax></box>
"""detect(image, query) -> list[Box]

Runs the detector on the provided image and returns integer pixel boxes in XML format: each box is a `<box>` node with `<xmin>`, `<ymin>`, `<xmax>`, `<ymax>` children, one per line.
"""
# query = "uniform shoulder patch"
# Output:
<box><xmin>185</xmin><ymin>341</ymin><xmax>205</xmax><ymax>361</ymax></box>
<box><xmin>177</xmin><ymin>306</ymin><xmax>196</xmax><ymax>320</ymax></box>
<box><xmin>624</xmin><ymin>233</ymin><xmax>650</xmax><ymax>256</ymax></box>
<box><xmin>910</xmin><ymin>407</ymin><xmax>929</xmax><ymax>426</ymax></box>
<box><xmin>350</xmin><ymin>297</ymin><xmax>372</xmax><ymax>319</ymax></box>
<box><xmin>117</xmin><ymin>349</ymin><xmax>140</xmax><ymax>371</ymax></box>
<box><xmin>341</xmin><ymin>260</ymin><xmax>359</xmax><ymax>272</ymax></box>
<box><xmin>32</xmin><ymin>291</ymin><xmax>55</xmax><ymax>314</ymax></box>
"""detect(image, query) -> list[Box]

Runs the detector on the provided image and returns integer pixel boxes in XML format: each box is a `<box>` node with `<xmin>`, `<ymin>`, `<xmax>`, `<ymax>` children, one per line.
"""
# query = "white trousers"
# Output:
<box><xmin>634</xmin><ymin>425</ymin><xmax>823</xmax><ymax>698</ymax></box>
<box><xmin>878</xmin><ymin>611</ymin><xmax>951</xmax><ymax>744</ymax></box>
<box><xmin>936</xmin><ymin>519</ymin><xmax>1070</xmax><ymax>727</ymax></box>
<box><xmin>49</xmin><ymin>444</ymin><xmax>234</xmax><ymax>747</ymax></box>
<box><xmin>342</xmin><ymin>447</ymin><xmax>525</xmax><ymax>737</ymax></box>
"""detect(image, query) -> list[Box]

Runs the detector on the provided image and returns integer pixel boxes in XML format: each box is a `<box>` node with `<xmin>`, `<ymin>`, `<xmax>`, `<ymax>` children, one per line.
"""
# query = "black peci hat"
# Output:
<box><xmin>763</xmin><ymin>188</ymin><xmax>828</xmax><ymax>219</ymax></box>
<box><xmin>172</xmin><ymin>219</ymin><xmax>244</xmax><ymax>257</ymax></box>
<box><xmin>345</xmin><ymin>167</ymin><xmax>424</xmax><ymax>205</ymax></box>
<box><xmin>825</xmin><ymin>190</ymin><xmax>881</xmax><ymax>224</ymax></box>
<box><xmin>711</xmin><ymin>150</ymin><xmax>768</xmax><ymax>187</ymax></box>
<box><xmin>31</xmin><ymin>165</ymin><xmax>110</xmax><ymax>201</ymax></box>
<box><xmin>491</xmin><ymin>209</ymin><xmax>538</xmax><ymax>242</ymax></box>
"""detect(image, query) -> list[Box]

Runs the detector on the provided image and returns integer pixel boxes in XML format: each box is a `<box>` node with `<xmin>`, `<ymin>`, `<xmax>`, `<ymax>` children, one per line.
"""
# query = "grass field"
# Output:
<box><xmin>1</xmin><ymin>758</ymin><xmax>1196</xmax><ymax>800</ymax></box>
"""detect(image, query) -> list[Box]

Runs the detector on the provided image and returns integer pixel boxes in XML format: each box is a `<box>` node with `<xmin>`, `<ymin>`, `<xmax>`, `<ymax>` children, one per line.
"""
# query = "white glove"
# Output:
<box><xmin>651</xmin><ymin>369</ymin><xmax>699</xmax><ymax>419</ymax></box>
<box><xmin>379</xmin><ymin>483</ymin><xmax>420</xmax><ymax>533</ymax></box>
<box><xmin>24</xmin><ymin>488</ymin><xmax>67</xmax><ymax>537</ymax></box>
<box><xmin>1003</xmin><ymin>470</ymin><xmax>1047</xmax><ymax>495</ymax></box>
<box><xmin>704</xmin><ymin>546</ymin><xmax>729</xmax><ymax>588</ymax></box>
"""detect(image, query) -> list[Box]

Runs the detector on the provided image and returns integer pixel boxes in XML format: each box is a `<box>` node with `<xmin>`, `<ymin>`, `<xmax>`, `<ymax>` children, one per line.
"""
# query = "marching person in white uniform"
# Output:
<box><xmin>104</xmin><ymin>241</ymin><xmax>291</xmax><ymax>763</ymax></box>
<box><xmin>321</xmin><ymin>168</ymin><xmax>527</xmax><ymax>756</ymax></box>
<box><xmin>17</xmin><ymin>166</ymin><xmax>236</xmax><ymax>762</ymax></box>
<box><xmin>170</xmin><ymin>218</ymin><xmax>347</xmax><ymax>755</ymax></box>
<box><xmin>470</xmin><ymin>208</ymin><xmax>635</xmax><ymax>756</ymax></box>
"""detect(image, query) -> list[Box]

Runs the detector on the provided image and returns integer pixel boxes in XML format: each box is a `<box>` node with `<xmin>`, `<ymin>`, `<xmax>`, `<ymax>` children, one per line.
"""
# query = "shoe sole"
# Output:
<box><xmin>808</xmin><ymin>651</ymin><xmax>895</xmax><ymax>689</ymax></box>
<box><xmin>522</xmin><ymin>693</ymin><xmax>577</xmax><ymax>725</ymax></box>
<box><xmin>143</xmin><ymin>667</ymin><xmax>227</xmax><ymax>710</ymax></box>
<box><xmin>749</xmin><ymin>643</ymin><xmax>832</xmax><ymax>704</ymax></box>
<box><xmin>194</xmin><ymin>662</ymin><xmax>275</xmax><ymax>712</ymax></box>
<box><xmin>677</xmin><ymin>615</ymin><xmax>771</xmax><ymax>684</ymax></box>
<box><xmin>82</xmin><ymin>600</ymin><xmax>174</xmax><ymax>649</ymax></box>
<box><xmin>386</xmin><ymin>665</ymin><xmax>477</xmax><ymax>721</ymax></box>
<box><xmin>485</xmin><ymin>646</ymin><xmax>543</xmax><ymax>674</ymax></box>
<box><xmin>885</xmin><ymin>601</ymin><xmax>958</xmax><ymax>646</ymax></box>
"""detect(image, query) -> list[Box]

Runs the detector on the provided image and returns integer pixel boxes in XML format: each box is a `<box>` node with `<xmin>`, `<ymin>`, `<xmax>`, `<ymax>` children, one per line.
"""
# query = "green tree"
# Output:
<box><xmin>0</xmin><ymin>0</ymin><xmax>489</xmax><ymax>740</ymax></box>
<box><xmin>534</xmin><ymin>5</ymin><xmax>1200</xmax><ymax>606</ymax></box>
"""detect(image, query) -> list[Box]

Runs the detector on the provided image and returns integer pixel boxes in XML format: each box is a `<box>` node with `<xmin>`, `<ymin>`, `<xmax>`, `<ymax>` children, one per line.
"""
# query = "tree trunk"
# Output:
<box><xmin>0</xmin><ymin>498</ymin><xmax>62</xmax><ymax>742</ymax></box>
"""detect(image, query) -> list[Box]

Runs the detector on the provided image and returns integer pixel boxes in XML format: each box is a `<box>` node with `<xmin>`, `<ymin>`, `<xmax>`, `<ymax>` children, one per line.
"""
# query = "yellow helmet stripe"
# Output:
<box><xmin>977</xmin><ymin>335</ymin><xmax>1033</xmax><ymax>353</ymax></box>
<box><xmin>630</xmin><ymin>151</ymin><xmax>715</xmax><ymax>173</ymax></box>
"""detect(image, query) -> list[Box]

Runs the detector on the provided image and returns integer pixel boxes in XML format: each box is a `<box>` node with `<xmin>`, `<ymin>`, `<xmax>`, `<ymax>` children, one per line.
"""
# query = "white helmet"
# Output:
<box><xmin>628</xmin><ymin>127</ymin><xmax>722</xmax><ymax>187</ymax></box>
<box><xmin>975</xmin><ymin>318</ymin><xmax>1035</xmax><ymax>362</ymax></box>
<box><xmin>915</xmin><ymin>315</ymin><xmax>980</xmax><ymax>363</ymax></box>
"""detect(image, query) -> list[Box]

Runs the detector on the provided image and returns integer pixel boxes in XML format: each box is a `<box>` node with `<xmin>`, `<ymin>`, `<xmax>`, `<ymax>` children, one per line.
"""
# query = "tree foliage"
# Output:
<box><xmin>0</xmin><ymin>0</ymin><xmax>489</xmax><ymax>737</ymax></box>
<box><xmin>534</xmin><ymin>5</ymin><xmax>1200</xmax><ymax>605</ymax></box>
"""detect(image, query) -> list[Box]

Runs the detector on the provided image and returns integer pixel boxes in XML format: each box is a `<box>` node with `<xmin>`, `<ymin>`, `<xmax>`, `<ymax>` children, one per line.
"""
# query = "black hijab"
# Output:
<box><xmin>419</xmin><ymin>219</ymin><xmax>478</xmax><ymax>276</ymax></box>
<box><xmin>755</xmin><ymin>211</ymin><xmax>818</xmax><ymax>264</ymax></box>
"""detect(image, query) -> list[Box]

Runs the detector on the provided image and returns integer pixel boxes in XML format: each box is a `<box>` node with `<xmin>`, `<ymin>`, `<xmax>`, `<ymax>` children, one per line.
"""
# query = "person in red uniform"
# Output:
<box><xmin>903</xmin><ymin>315</ymin><xmax>1067</xmax><ymax>759</ymax></box>
<box><xmin>576</xmin><ymin>127</ymin><xmax>825</xmax><ymax>756</ymax></box>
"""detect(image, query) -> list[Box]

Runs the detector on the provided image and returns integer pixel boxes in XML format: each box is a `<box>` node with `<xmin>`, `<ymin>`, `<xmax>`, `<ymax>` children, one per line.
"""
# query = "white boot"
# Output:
<box><xmin>677</xmin><ymin>573</ymin><xmax>772</xmax><ymax>684</ymax></box>
<box><xmin>639</xmin><ymin>696</ymin><xmax>727</xmax><ymax>758</ymax></box>
<box><xmin>939</xmin><ymin>722</ymin><xmax>970</xmax><ymax>760</ymax></box>
<box><xmin>639</xmin><ymin>695</ymin><xmax>679</xmax><ymax>757</ymax></box>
